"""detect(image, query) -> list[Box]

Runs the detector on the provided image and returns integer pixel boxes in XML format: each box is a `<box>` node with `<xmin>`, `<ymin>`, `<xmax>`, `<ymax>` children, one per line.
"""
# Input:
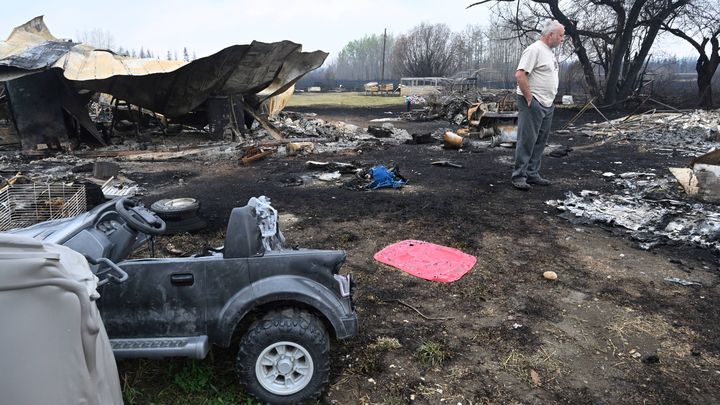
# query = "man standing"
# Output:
<box><xmin>512</xmin><ymin>20</ymin><xmax>565</xmax><ymax>190</ymax></box>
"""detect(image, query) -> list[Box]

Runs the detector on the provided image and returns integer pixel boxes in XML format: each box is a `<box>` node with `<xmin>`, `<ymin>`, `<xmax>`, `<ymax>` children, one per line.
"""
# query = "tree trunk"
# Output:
<box><xmin>697</xmin><ymin>71</ymin><xmax>713</xmax><ymax>109</ymax></box>
<box><xmin>539</xmin><ymin>1</ymin><xmax>600</xmax><ymax>99</ymax></box>
<box><xmin>696</xmin><ymin>37</ymin><xmax>719</xmax><ymax>110</ymax></box>
<box><xmin>616</xmin><ymin>25</ymin><xmax>662</xmax><ymax>102</ymax></box>
<box><xmin>600</xmin><ymin>1</ymin><xmax>644</xmax><ymax>105</ymax></box>
<box><xmin>696</xmin><ymin>56</ymin><xmax>718</xmax><ymax>110</ymax></box>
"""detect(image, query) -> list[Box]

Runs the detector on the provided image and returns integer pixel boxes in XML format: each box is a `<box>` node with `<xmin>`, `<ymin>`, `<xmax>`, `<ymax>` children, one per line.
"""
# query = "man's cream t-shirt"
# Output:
<box><xmin>515</xmin><ymin>40</ymin><xmax>559</xmax><ymax>107</ymax></box>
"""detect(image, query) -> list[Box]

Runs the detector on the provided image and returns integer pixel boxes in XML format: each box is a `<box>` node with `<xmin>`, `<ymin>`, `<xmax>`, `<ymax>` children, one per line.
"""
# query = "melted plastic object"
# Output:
<box><xmin>373</xmin><ymin>240</ymin><xmax>476</xmax><ymax>282</ymax></box>
<box><xmin>367</xmin><ymin>166</ymin><xmax>407</xmax><ymax>189</ymax></box>
<box><xmin>247</xmin><ymin>196</ymin><xmax>285</xmax><ymax>251</ymax></box>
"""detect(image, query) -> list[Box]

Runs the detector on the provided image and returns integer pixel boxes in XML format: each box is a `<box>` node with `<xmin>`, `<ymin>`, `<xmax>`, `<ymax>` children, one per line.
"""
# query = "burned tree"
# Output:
<box><xmin>663</xmin><ymin>0</ymin><xmax>719</xmax><ymax>109</ymax></box>
<box><xmin>468</xmin><ymin>0</ymin><xmax>691</xmax><ymax>105</ymax></box>
<box><xmin>392</xmin><ymin>23</ymin><xmax>459</xmax><ymax>77</ymax></box>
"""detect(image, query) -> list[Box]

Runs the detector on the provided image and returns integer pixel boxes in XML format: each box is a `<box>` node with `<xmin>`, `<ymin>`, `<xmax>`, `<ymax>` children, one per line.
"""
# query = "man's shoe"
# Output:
<box><xmin>527</xmin><ymin>176</ymin><xmax>552</xmax><ymax>186</ymax></box>
<box><xmin>512</xmin><ymin>179</ymin><xmax>531</xmax><ymax>191</ymax></box>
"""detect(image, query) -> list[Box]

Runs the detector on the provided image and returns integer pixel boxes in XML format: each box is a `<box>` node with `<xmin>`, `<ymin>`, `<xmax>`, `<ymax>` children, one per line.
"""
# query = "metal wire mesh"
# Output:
<box><xmin>0</xmin><ymin>183</ymin><xmax>86</xmax><ymax>231</ymax></box>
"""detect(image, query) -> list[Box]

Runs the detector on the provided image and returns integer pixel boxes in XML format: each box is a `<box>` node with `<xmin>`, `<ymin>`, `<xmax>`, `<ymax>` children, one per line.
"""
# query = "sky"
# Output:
<box><xmin>1</xmin><ymin>0</ymin><xmax>495</xmax><ymax>58</ymax></box>
<box><xmin>1</xmin><ymin>0</ymin><xmax>696</xmax><ymax>62</ymax></box>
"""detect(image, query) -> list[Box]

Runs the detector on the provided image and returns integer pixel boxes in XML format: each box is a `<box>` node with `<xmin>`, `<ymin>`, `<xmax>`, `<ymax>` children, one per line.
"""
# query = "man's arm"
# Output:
<box><xmin>515</xmin><ymin>69</ymin><xmax>532</xmax><ymax>106</ymax></box>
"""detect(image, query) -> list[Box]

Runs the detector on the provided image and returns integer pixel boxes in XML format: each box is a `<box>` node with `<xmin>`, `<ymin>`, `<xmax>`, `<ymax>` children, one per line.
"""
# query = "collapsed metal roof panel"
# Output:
<box><xmin>0</xmin><ymin>41</ymin><xmax>75</xmax><ymax>70</ymax></box>
<box><xmin>0</xmin><ymin>17</ymin><xmax>327</xmax><ymax>117</ymax></box>
<box><xmin>68</xmin><ymin>42</ymin><xmax>325</xmax><ymax>116</ymax></box>
<box><xmin>0</xmin><ymin>16</ymin><xmax>55</xmax><ymax>56</ymax></box>
<box><xmin>56</xmin><ymin>45</ymin><xmax>187</xmax><ymax>80</ymax></box>
<box><xmin>0</xmin><ymin>17</ymin><xmax>189</xmax><ymax>81</ymax></box>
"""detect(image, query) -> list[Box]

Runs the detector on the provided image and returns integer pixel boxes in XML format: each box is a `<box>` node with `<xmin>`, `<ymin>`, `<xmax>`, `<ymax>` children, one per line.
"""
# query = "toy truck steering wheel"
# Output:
<box><xmin>115</xmin><ymin>197</ymin><xmax>166</xmax><ymax>235</ymax></box>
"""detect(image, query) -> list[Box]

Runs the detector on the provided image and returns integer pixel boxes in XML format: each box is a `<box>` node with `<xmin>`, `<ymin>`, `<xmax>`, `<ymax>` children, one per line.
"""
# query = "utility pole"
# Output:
<box><xmin>381</xmin><ymin>28</ymin><xmax>387</xmax><ymax>88</ymax></box>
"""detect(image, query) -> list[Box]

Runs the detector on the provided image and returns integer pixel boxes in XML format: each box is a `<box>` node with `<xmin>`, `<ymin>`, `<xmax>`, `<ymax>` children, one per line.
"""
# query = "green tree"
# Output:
<box><xmin>330</xmin><ymin>33</ymin><xmax>395</xmax><ymax>81</ymax></box>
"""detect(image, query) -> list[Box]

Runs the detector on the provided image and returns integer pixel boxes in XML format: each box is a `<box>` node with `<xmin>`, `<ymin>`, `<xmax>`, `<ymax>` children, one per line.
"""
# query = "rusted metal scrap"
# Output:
<box><xmin>241</xmin><ymin>146</ymin><xmax>275</xmax><ymax>165</ymax></box>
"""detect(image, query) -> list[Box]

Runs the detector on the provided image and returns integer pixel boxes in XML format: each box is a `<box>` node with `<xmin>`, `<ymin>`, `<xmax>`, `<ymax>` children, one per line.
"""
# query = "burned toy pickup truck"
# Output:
<box><xmin>6</xmin><ymin>196</ymin><xmax>357</xmax><ymax>404</ymax></box>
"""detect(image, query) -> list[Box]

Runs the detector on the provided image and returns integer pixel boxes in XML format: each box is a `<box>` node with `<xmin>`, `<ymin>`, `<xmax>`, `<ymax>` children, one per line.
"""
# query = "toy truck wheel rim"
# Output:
<box><xmin>255</xmin><ymin>341</ymin><xmax>315</xmax><ymax>395</ymax></box>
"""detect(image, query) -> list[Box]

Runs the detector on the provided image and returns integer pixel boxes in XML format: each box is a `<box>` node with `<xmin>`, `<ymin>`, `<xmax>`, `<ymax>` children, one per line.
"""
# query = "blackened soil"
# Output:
<box><xmin>121</xmin><ymin>105</ymin><xmax>720</xmax><ymax>405</ymax></box>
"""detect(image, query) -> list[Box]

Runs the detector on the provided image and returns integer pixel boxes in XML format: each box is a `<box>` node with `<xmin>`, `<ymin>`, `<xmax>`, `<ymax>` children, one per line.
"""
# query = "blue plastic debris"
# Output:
<box><xmin>367</xmin><ymin>166</ymin><xmax>408</xmax><ymax>190</ymax></box>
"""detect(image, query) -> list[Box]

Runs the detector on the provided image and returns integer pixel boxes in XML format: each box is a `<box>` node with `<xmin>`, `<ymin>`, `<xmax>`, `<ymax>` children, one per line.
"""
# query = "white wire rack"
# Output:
<box><xmin>0</xmin><ymin>183</ymin><xmax>86</xmax><ymax>231</ymax></box>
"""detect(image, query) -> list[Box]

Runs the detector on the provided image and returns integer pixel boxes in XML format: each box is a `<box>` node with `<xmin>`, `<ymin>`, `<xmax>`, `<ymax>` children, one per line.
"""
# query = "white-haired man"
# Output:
<box><xmin>511</xmin><ymin>20</ymin><xmax>565</xmax><ymax>190</ymax></box>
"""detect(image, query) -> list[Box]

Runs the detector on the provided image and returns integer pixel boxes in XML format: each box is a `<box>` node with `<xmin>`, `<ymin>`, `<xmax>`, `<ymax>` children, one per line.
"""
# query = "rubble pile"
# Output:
<box><xmin>278</xmin><ymin>160</ymin><xmax>408</xmax><ymax>191</ymax></box>
<box><xmin>87</xmin><ymin>96</ymin><xmax>114</xmax><ymax>125</ymax></box>
<box><xmin>0</xmin><ymin>107</ymin><xmax>435</xmax><ymax>182</ymax></box>
<box><xmin>402</xmin><ymin>89</ymin><xmax>516</xmax><ymax>124</ymax></box>
<box><xmin>427</xmin><ymin>95</ymin><xmax>475</xmax><ymax>124</ymax></box>
<box><xmin>270</xmin><ymin>112</ymin><xmax>413</xmax><ymax>153</ymax></box>
<box><xmin>577</xmin><ymin>109</ymin><xmax>720</xmax><ymax>156</ymax></box>
<box><xmin>548</xmin><ymin>173</ymin><xmax>720</xmax><ymax>252</ymax></box>
<box><xmin>272</xmin><ymin>111</ymin><xmax>362</xmax><ymax>139</ymax></box>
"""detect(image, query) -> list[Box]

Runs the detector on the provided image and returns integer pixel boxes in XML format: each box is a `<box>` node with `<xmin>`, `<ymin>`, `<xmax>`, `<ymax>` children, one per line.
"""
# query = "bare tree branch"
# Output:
<box><xmin>466</xmin><ymin>0</ymin><xmax>513</xmax><ymax>9</ymax></box>
<box><xmin>472</xmin><ymin>0</ymin><xmax>691</xmax><ymax>104</ymax></box>
<box><xmin>661</xmin><ymin>0</ymin><xmax>720</xmax><ymax>108</ymax></box>
<box><xmin>393</xmin><ymin>23</ymin><xmax>459</xmax><ymax>77</ymax></box>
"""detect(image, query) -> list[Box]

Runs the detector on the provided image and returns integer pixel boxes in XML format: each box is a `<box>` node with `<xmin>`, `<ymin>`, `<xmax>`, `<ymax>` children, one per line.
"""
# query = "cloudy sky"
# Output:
<box><xmin>2</xmin><ymin>0</ymin><xmax>694</xmax><ymax>61</ymax></box>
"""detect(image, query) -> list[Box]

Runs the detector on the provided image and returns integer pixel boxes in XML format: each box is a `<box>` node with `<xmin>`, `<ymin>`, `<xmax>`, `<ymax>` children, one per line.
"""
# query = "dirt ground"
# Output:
<box><xmin>118</xmin><ymin>104</ymin><xmax>720</xmax><ymax>404</ymax></box>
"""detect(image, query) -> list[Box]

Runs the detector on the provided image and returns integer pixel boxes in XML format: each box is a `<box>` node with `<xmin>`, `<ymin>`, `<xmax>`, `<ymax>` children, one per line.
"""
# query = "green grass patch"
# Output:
<box><xmin>287</xmin><ymin>92</ymin><xmax>404</xmax><ymax>108</ymax></box>
<box><xmin>416</xmin><ymin>341</ymin><xmax>448</xmax><ymax>367</ymax></box>
<box><xmin>172</xmin><ymin>361</ymin><xmax>214</xmax><ymax>394</ymax></box>
<box><xmin>120</xmin><ymin>357</ymin><xmax>260</xmax><ymax>405</ymax></box>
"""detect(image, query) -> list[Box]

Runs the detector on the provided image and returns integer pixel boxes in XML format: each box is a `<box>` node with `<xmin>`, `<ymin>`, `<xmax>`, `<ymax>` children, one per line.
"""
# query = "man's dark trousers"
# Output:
<box><xmin>512</xmin><ymin>94</ymin><xmax>554</xmax><ymax>181</ymax></box>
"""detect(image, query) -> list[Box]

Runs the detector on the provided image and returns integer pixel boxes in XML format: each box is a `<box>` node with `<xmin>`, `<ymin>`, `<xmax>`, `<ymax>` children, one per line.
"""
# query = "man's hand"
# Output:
<box><xmin>515</xmin><ymin>69</ymin><xmax>532</xmax><ymax>107</ymax></box>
